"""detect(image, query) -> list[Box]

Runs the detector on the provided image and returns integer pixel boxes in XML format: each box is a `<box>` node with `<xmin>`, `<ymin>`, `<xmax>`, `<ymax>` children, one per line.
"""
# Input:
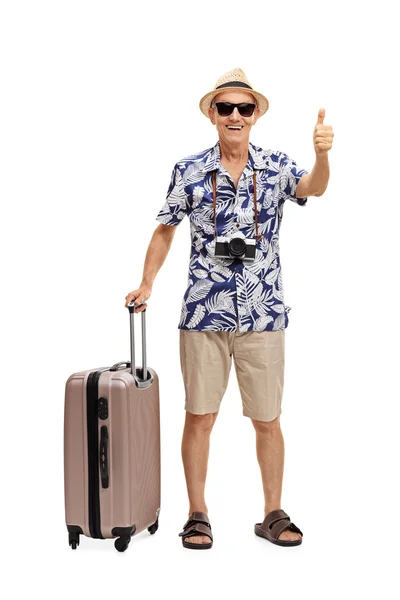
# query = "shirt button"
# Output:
<box><xmin>236</xmin><ymin>223</ymin><xmax>240</xmax><ymax>228</ymax></box>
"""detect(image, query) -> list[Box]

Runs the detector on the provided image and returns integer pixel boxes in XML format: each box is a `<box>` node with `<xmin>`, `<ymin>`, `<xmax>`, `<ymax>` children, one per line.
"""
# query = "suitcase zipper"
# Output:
<box><xmin>87</xmin><ymin>370</ymin><xmax>104</xmax><ymax>539</ymax></box>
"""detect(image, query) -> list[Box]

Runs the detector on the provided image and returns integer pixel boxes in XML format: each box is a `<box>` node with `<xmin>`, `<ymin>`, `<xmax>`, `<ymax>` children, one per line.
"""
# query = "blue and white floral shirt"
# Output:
<box><xmin>155</xmin><ymin>141</ymin><xmax>309</xmax><ymax>332</ymax></box>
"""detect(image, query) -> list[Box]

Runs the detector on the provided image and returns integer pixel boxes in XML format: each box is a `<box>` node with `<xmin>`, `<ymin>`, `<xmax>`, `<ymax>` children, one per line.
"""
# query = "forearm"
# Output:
<box><xmin>141</xmin><ymin>229</ymin><xmax>173</xmax><ymax>287</ymax></box>
<box><xmin>308</xmin><ymin>153</ymin><xmax>330</xmax><ymax>196</ymax></box>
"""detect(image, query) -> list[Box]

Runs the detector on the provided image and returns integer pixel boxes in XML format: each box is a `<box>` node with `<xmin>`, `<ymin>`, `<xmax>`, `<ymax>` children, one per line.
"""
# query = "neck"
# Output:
<box><xmin>219</xmin><ymin>138</ymin><xmax>249</xmax><ymax>163</ymax></box>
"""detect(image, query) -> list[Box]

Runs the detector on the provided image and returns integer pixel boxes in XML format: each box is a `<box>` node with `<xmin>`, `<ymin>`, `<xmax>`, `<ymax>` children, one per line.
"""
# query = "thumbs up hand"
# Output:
<box><xmin>313</xmin><ymin>108</ymin><xmax>334</xmax><ymax>155</ymax></box>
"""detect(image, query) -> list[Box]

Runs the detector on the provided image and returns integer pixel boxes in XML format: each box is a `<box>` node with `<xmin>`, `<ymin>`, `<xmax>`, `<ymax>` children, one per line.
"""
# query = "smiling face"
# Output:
<box><xmin>208</xmin><ymin>90</ymin><xmax>261</xmax><ymax>147</ymax></box>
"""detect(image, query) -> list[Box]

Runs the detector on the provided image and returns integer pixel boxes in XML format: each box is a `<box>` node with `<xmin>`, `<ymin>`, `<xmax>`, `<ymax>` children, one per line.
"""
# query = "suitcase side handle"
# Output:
<box><xmin>109</xmin><ymin>361</ymin><xmax>130</xmax><ymax>371</ymax></box>
<box><xmin>100</xmin><ymin>426</ymin><xmax>109</xmax><ymax>488</ymax></box>
<box><xmin>127</xmin><ymin>301</ymin><xmax>148</xmax><ymax>381</ymax></box>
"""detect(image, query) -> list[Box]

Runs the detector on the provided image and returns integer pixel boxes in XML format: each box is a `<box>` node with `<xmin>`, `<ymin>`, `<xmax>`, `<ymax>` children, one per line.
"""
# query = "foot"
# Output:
<box><xmin>255</xmin><ymin>509</ymin><xmax>302</xmax><ymax>547</ymax></box>
<box><xmin>179</xmin><ymin>510</ymin><xmax>213</xmax><ymax>544</ymax></box>
<box><xmin>264</xmin><ymin>508</ymin><xmax>302</xmax><ymax>543</ymax></box>
<box><xmin>184</xmin><ymin>533</ymin><xmax>212</xmax><ymax>544</ymax></box>
<box><xmin>184</xmin><ymin>512</ymin><xmax>212</xmax><ymax>545</ymax></box>
<box><xmin>277</xmin><ymin>527</ymin><xmax>302</xmax><ymax>542</ymax></box>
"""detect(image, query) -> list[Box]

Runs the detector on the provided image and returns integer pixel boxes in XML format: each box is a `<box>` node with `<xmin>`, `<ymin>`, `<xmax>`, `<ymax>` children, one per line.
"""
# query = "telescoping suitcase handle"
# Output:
<box><xmin>126</xmin><ymin>300</ymin><xmax>153</xmax><ymax>387</ymax></box>
<box><xmin>127</xmin><ymin>300</ymin><xmax>147</xmax><ymax>378</ymax></box>
<box><xmin>110</xmin><ymin>301</ymin><xmax>153</xmax><ymax>388</ymax></box>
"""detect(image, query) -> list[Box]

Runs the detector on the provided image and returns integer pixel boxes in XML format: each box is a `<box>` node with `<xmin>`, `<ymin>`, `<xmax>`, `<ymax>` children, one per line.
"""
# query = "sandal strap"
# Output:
<box><xmin>270</xmin><ymin>519</ymin><xmax>303</xmax><ymax>540</ymax></box>
<box><xmin>179</xmin><ymin>522</ymin><xmax>213</xmax><ymax>542</ymax></box>
<box><xmin>260</xmin><ymin>509</ymin><xmax>303</xmax><ymax>540</ymax></box>
<box><xmin>262</xmin><ymin>509</ymin><xmax>290</xmax><ymax>530</ymax></box>
<box><xmin>181</xmin><ymin>511</ymin><xmax>210</xmax><ymax>531</ymax></box>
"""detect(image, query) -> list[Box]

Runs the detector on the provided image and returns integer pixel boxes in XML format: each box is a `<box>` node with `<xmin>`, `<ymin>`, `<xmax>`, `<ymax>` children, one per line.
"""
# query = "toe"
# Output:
<box><xmin>278</xmin><ymin>530</ymin><xmax>302</xmax><ymax>542</ymax></box>
<box><xmin>185</xmin><ymin>535</ymin><xmax>210</xmax><ymax>544</ymax></box>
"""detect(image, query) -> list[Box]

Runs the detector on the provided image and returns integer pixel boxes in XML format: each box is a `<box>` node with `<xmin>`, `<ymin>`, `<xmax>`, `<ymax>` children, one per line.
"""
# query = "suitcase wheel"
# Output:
<box><xmin>69</xmin><ymin>532</ymin><xmax>80</xmax><ymax>550</ymax></box>
<box><xmin>114</xmin><ymin>536</ymin><xmax>130</xmax><ymax>552</ymax></box>
<box><xmin>147</xmin><ymin>516</ymin><xmax>159</xmax><ymax>535</ymax></box>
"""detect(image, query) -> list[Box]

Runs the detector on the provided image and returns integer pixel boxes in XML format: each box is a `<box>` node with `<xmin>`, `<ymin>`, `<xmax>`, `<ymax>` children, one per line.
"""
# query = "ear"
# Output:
<box><xmin>208</xmin><ymin>105</ymin><xmax>216</xmax><ymax>125</ymax></box>
<box><xmin>252</xmin><ymin>106</ymin><xmax>261</xmax><ymax>125</ymax></box>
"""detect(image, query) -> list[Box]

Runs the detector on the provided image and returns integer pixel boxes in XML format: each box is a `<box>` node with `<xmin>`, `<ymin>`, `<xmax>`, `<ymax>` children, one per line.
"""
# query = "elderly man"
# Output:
<box><xmin>125</xmin><ymin>68</ymin><xmax>333</xmax><ymax>549</ymax></box>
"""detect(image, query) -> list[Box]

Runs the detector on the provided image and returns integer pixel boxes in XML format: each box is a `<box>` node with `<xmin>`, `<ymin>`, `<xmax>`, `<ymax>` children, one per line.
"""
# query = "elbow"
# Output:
<box><xmin>156</xmin><ymin>223</ymin><xmax>177</xmax><ymax>241</ymax></box>
<box><xmin>313</xmin><ymin>187</ymin><xmax>327</xmax><ymax>197</ymax></box>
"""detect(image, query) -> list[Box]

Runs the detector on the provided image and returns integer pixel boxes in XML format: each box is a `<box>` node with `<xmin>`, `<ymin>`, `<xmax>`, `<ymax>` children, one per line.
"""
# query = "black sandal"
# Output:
<box><xmin>178</xmin><ymin>511</ymin><xmax>213</xmax><ymax>549</ymax></box>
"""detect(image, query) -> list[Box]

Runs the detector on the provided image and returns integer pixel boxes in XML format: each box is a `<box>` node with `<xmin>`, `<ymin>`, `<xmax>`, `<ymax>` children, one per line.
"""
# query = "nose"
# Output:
<box><xmin>229</xmin><ymin>107</ymin><xmax>241</xmax><ymax>122</ymax></box>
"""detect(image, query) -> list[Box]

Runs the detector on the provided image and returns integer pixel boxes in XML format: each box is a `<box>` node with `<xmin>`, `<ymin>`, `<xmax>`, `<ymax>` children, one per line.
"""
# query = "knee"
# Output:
<box><xmin>251</xmin><ymin>415</ymin><xmax>281</xmax><ymax>434</ymax></box>
<box><xmin>185</xmin><ymin>411</ymin><xmax>217</xmax><ymax>432</ymax></box>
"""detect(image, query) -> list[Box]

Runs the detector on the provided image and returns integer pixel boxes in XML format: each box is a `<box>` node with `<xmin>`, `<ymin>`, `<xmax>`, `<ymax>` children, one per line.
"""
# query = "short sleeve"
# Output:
<box><xmin>279</xmin><ymin>153</ymin><xmax>309</xmax><ymax>206</ymax></box>
<box><xmin>155</xmin><ymin>164</ymin><xmax>188</xmax><ymax>226</ymax></box>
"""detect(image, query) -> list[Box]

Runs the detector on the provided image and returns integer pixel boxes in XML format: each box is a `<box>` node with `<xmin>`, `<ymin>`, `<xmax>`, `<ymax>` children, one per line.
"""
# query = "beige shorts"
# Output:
<box><xmin>179</xmin><ymin>329</ymin><xmax>285</xmax><ymax>422</ymax></box>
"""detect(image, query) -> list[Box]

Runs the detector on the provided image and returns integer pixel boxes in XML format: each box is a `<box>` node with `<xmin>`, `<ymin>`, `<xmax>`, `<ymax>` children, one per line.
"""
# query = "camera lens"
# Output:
<box><xmin>229</xmin><ymin>237</ymin><xmax>246</xmax><ymax>256</ymax></box>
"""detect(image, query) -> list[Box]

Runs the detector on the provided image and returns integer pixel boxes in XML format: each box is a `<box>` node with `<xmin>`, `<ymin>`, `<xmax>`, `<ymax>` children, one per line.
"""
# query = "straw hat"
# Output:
<box><xmin>199</xmin><ymin>67</ymin><xmax>269</xmax><ymax>118</ymax></box>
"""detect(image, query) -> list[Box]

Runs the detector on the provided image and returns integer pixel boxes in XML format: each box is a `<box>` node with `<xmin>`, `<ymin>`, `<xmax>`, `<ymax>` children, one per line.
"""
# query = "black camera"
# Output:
<box><xmin>214</xmin><ymin>232</ymin><xmax>256</xmax><ymax>263</ymax></box>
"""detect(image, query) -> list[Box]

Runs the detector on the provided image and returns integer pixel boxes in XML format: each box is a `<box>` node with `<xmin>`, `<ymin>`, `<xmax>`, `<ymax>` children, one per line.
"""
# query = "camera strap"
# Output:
<box><xmin>212</xmin><ymin>170</ymin><xmax>263</xmax><ymax>241</ymax></box>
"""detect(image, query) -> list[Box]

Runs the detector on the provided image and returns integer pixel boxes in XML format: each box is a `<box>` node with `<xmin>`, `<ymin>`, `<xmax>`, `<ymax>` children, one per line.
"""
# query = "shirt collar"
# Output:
<box><xmin>202</xmin><ymin>141</ymin><xmax>268</xmax><ymax>175</ymax></box>
<box><xmin>202</xmin><ymin>141</ymin><xmax>221</xmax><ymax>173</ymax></box>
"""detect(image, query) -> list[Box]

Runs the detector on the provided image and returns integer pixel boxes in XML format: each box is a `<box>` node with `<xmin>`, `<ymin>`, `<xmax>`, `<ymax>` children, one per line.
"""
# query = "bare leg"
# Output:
<box><xmin>180</xmin><ymin>411</ymin><xmax>218</xmax><ymax>544</ymax></box>
<box><xmin>251</xmin><ymin>416</ymin><xmax>301</xmax><ymax>542</ymax></box>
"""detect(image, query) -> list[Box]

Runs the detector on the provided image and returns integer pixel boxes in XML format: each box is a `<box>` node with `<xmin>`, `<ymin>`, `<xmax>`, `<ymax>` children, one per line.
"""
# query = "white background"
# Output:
<box><xmin>1</xmin><ymin>0</ymin><xmax>399</xmax><ymax>598</ymax></box>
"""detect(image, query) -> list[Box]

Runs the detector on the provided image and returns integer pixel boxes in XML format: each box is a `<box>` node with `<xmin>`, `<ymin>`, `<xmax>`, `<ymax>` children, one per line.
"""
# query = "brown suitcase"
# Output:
<box><xmin>64</xmin><ymin>301</ymin><xmax>160</xmax><ymax>552</ymax></box>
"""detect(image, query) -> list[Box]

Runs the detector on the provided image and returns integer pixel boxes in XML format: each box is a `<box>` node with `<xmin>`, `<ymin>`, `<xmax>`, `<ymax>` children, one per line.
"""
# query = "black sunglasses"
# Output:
<box><xmin>215</xmin><ymin>102</ymin><xmax>256</xmax><ymax>117</ymax></box>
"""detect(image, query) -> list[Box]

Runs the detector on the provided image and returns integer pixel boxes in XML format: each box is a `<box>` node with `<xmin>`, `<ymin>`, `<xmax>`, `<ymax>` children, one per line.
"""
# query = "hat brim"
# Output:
<box><xmin>199</xmin><ymin>87</ymin><xmax>269</xmax><ymax>118</ymax></box>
